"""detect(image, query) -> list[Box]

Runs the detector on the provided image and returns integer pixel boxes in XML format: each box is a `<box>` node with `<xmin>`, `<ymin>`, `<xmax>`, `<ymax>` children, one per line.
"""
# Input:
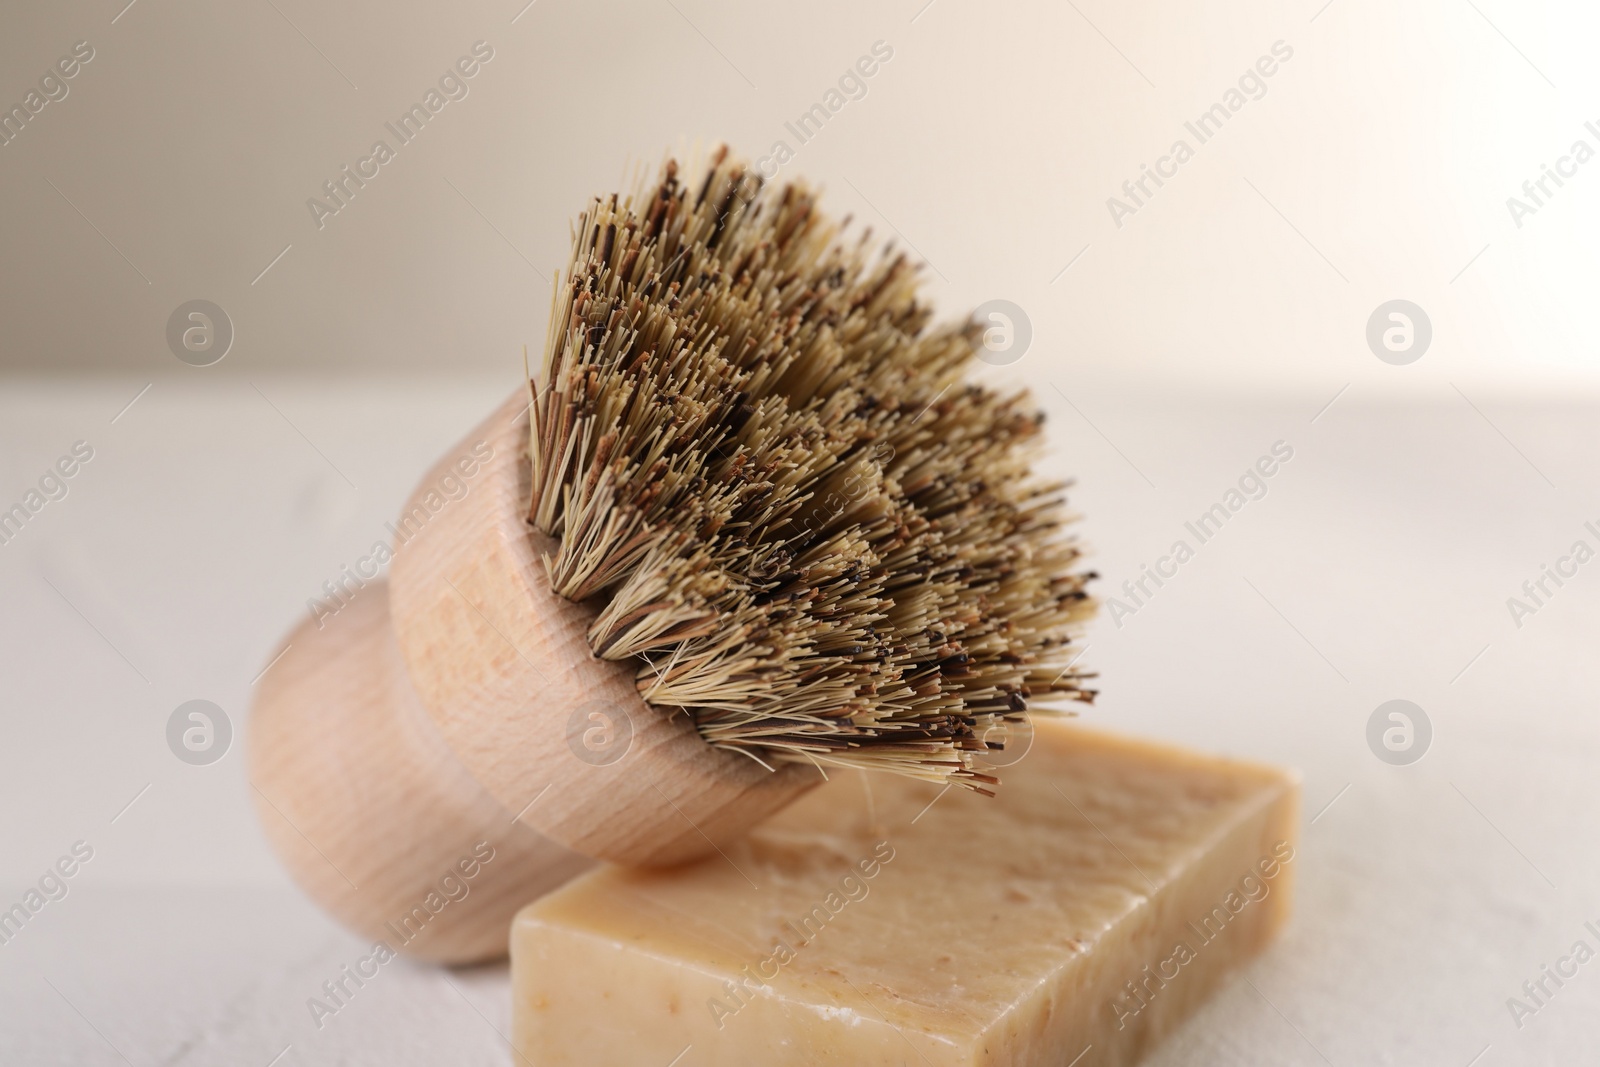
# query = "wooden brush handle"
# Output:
<box><xmin>250</xmin><ymin>388</ymin><xmax>818</xmax><ymax>960</ymax></box>
<box><xmin>248</xmin><ymin>577</ymin><xmax>594</xmax><ymax>964</ymax></box>
<box><xmin>387</xmin><ymin>389</ymin><xmax>817</xmax><ymax>866</ymax></box>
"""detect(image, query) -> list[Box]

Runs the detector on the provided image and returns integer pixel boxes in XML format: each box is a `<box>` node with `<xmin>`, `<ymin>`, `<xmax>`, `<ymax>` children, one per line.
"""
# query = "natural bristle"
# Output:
<box><xmin>527</xmin><ymin>148</ymin><xmax>1095</xmax><ymax>789</ymax></box>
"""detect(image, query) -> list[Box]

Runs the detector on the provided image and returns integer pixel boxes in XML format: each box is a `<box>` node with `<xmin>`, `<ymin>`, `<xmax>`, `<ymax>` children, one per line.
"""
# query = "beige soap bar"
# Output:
<box><xmin>512</xmin><ymin>721</ymin><xmax>1299</xmax><ymax>1066</ymax></box>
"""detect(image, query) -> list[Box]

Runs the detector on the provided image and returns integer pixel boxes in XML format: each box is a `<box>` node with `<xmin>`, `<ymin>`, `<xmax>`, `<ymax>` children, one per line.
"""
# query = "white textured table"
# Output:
<box><xmin>1</xmin><ymin>377</ymin><xmax>1595</xmax><ymax>1066</ymax></box>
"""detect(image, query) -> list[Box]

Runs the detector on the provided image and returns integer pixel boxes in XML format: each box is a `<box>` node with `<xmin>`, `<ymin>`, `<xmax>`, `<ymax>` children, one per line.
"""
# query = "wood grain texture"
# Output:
<box><xmin>387</xmin><ymin>389</ymin><xmax>819</xmax><ymax>866</ymax></box>
<box><xmin>248</xmin><ymin>578</ymin><xmax>594</xmax><ymax>964</ymax></box>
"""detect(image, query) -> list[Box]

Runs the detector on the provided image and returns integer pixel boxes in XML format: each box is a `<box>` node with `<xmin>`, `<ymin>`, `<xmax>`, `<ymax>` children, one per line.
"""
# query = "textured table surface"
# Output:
<box><xmin>1</xmin><ymin>376</ymin><xmax>1595</xmax><ymax>1066</ymax></box>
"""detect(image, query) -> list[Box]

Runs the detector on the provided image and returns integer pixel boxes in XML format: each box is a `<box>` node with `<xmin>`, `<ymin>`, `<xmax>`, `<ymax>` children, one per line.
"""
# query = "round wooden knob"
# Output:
<box><xmin>247</xmin><ymin>576</ymin><xmax>593</xmax><ymax>964</ymax></box>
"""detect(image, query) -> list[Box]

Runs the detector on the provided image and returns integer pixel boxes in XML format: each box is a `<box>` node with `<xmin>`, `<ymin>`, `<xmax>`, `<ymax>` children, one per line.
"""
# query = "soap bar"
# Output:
<box><xmin>511</xmin><ymin>721</ymin><xmax>1299</xmax><ymax>1066</ymax></box>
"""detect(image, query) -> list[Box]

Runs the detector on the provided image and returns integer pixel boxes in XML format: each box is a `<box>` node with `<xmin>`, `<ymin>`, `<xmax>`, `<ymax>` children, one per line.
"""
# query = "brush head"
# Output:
<box><xmin>527</xmin><ymin>148</ymin><xmax>1095</xmax><ymax>790</ymax></box>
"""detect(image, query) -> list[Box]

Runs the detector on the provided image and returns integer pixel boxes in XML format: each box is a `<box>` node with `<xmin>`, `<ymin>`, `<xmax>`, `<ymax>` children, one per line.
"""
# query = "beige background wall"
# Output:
<box><xmin>3</xmin><ymin>0</ymin><xmax>1597</xmax><ymax>395</ymax></box>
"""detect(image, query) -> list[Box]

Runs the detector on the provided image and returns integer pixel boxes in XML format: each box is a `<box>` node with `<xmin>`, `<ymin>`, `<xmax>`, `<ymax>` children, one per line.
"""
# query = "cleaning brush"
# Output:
<box><xmin>248</xmin><ymin>147</ymin><xmax>1096</xmax><ymax>964</ymax></box>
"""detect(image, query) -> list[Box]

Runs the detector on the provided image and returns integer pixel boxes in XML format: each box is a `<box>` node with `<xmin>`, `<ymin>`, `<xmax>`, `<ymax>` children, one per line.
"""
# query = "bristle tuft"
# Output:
<box><xmin>528</xmin><ymin>150</ymin><xmax>1095</xmax><ymax>789</ymax></box>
